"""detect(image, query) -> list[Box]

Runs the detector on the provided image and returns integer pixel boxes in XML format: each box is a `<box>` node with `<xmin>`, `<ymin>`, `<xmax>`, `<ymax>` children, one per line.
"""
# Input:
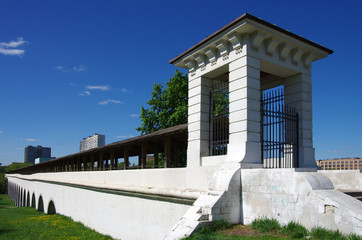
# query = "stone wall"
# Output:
<box><xmin>241</xmin><ymin>169</ymin><xmax>362</xmax><ymax>235</ymax></box>
<box><xmin>318</xmin><ymin>170</ymin><xmax>362</xmax><ymax>191</ymax></box>
<box><xmin>7</xmin><ymin>176</ymin><xmax>191</xmax><ymax>240</ymax></box>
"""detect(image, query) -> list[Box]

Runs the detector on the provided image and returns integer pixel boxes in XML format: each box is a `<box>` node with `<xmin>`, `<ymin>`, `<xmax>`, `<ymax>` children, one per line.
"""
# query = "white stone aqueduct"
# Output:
<box><xmin>6</xmin><ymin>13</ymin><xmax>362</xmax><ymax>240</ymax></box>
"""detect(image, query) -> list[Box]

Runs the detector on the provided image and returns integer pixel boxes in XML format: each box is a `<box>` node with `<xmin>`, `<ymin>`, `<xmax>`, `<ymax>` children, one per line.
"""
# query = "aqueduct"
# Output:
<box><xmin>6</xmin><ymin>13</ymin><xmax>362</xmax><ymax>239</ymax></box>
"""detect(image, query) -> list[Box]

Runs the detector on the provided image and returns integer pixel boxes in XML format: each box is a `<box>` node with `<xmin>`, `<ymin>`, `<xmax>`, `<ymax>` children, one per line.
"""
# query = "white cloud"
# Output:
<box><xmin>0</xmin><ymin>37</ymin><xmax>27</xmax><ymax>48</ymax></box>
<box><xmin>0</xmin><ymin>37</ymin><xmax>28</xmax><ymax>56</ymax></box>
<box><xmin>128</xmin><ymin>114</ymin><xmax>139</xmax><ymax>118</ymax></box>
<box><xmin>56</xmin><ymin>65</ymin><xmax>87</xmax><ymax>72</ymax></box>
<box><xmin>98</xmin><ymin>99</ymin><xmax>123</xmax><ymax>105</ymax></box>
<box><xmin>0</xmin><ymin>130</ymin><xmax>3</xmax><ymax>134</ymax></box>
<box><xmin>21</xmin><ymin>138</ymin><xmax>39</xmax><ymax>142</ymax></box>
<box><xmin>73</xmin><ymin>65</ymin><xmax>87</xmax><ymax>72</ymax></box>
<box><xmin>86</xmin><ymin>85</ymin><xmax>111</xmax><ymax>91</ymax></box>
<box><xmin>79</xmin><ymin>91</ymin><xmax>91</xmax><ymax>96</ymax></box>
<box><xmin>0</xmin><ymin>48</ymin><xmax>25</xmax><ymax>56</ymax></box>
<box><xmin>121</xmin><ymin>88</ymin><xmax>128</xmax><ymax>93</ymax></box>
<box><xmin>115</xmin><ymin>135</ymin><xmax>135</xmax><ymax>139</ymax></box>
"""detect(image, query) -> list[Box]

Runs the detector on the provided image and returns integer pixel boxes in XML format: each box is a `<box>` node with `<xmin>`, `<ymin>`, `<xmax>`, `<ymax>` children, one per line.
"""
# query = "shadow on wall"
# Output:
<box><xmin>38</xmin><ymin>195</ymin><xmax>44</xmax><ymax>212</ymax></box>
<box><xmin>31</xmin><ymin>193</ymin><xmax>36</xmax><ymax>208</ymax></box>
<box><xmin>47</xmin><ymin>200</ymin><xmax>56</xmax><ymax>214</ymax></box>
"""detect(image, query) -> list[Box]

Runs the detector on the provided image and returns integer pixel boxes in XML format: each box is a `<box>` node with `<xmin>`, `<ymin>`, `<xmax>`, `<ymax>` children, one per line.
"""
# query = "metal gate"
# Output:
<box><xmin>209</xmin><ymin>80</ymin><xmax>229</xmax><ymax>156</ymax></box>
<box><xmin>261</xmin><ymin>87</ymin><xmax>299</xmax><ymax>168</ymax></box>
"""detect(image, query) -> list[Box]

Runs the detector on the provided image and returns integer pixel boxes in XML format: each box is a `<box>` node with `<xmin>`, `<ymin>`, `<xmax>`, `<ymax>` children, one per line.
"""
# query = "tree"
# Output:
<box><xmin>136</xmin><ymin>70</ymin><xmax>188</xmax><ymax>134</ymax></box>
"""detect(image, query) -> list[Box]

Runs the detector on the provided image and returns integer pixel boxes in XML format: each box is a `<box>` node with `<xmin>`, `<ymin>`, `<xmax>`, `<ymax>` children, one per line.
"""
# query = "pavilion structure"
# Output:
<box><xmin>170</xmin><ymin>13</ymin><xmax>333</xmax><ymax>169</ymax></box>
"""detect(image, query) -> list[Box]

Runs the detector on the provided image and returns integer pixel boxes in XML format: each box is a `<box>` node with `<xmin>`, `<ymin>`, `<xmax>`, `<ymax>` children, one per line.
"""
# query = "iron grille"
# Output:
<box><xmin>261</xmin><ymin>87</ymin><xmax>299</xmax><ymax>168</ymax></box>
<box><xmin>209</xmin><ymin>80</ymin><xmax>229</xmax><ymax>156</ymax></box>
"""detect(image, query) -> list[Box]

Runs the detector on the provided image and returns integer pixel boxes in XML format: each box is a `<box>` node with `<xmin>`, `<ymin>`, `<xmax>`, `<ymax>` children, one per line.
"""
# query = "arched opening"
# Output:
<box><xmin>23</xmin><ymin>189</ymin><xmax>26</xmax><ymax>206</ymax></box>
<box><xmin>19</xmin><ymin>188</ymin><xmax>22</xmax><ymax>206</ymax></box>
<box><xmin>47</xmin><ymin>200</ymin><xmax>56</xmax><ymax>215</ymax></box>
<box><xmin>27</xmin><ymin>192</ymin><xmax>30</xmax><ymax>206</ymax></box>
<box><xmin>31</xmin><ymin>193</ymin><xmax>36</xmax><ymax>208</ymax></box>
<box><xmin>37</xmin><ymin>195</ymin><xmax>44</xmax><ymax>212</ymax></box>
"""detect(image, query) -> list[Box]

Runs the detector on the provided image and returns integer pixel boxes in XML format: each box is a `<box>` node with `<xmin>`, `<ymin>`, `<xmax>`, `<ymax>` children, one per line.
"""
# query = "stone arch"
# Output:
<box><xmin>37</xmin><ymin>195</ymin><xmax>44</xmax><ymax>212</ymax></box>
<box><xmin>47</xmin><ymin>200</ymin><xmax>56</xmax><ymax>215</ymax></box>
<box><xmin>31</xmin><ymin>193</ymin><xmax>36</xmax><ymax>208</ymax></box>
<box><xmin>27</xmin><ymin>191</ymin><xmax>30</xmax><ymax>206</ymax></box>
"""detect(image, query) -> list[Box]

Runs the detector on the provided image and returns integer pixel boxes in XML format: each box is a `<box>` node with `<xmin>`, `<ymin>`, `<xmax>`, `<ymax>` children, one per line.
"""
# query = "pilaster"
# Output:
<box><xmin>187</xmin><ymin>76</ymin><xmax>212</xmax><ymax>167</ymax></box>
<box><xmin>284</xmin><ymin>73</ymin><xmax>316</xmax><ymax>168</ymax></box>
<box><xmin>227</xmin><ymin>55</ymin><xmax>262</xmax><ymax>167</ymax></box>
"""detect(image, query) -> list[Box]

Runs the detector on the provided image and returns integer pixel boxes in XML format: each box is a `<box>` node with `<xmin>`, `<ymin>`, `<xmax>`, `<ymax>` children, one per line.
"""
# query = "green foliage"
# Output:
<box><xmin>310</xmin><ymin>227</ymin><xmax>347</xmax><ymax>240</ymax></box>
<box><xmin>348</xmin><ymin>234</ymin><xmax>362</xmax><ymax>240</ymax></box>
<box><xmin>137</xmin><ymin>70</ymin><xmax>188</xmax><ymax>134</ymax></box>
<box><xmin>0</xmin><ymin>194</ymin><xmax>113</xmax><ymax>240</ymax></box>
<box><xmin>0</xmin><ymin>173</ymin><xmax>6</xmax><ymax>194</ymax></box>
<box><xmin>182</xmin><ymin>218</ymin><xmax>362</xmax><ymax>240</ymax></box>
<box><xmin>251</xmin><ymin>218</ymin><xmax>281</xmax><ymax>233</ymax></box>
<box><xmin>280</xmin><ymin>221</ymin><xmax>308</xmax><ymax>238</ymax></box>
<box><xmin>182</xmin><ymin>220</ymin><xmax>232</xmax><ymax>240</ymax></box>
<box><xmin>212</xmin><ymin>89</ymin><xmax>229</xmax><ymax>116</ymax></box>
<box><xmin>5</xmin><ymin>162</ymin><xmax>33</xmax><ymax>172</ymax></box>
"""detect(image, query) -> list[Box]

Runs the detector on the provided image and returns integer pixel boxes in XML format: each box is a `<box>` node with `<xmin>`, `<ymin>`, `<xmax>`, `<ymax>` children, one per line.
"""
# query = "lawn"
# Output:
<box><xmin>0</xmin><ymin>194</ymin><xmax>113</xmax><ymax>240</ymax></box>
<box><xmin>182</xmin><ymin>218</ymin><xmax>362</xmax><ymax>240</ymax></box>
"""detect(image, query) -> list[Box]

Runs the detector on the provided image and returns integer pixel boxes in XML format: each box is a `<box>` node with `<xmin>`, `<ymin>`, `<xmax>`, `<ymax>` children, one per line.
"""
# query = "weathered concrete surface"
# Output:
<box><xmin>318</xmin><ymin>170</ymin><xmax>362</xmax><ymax>191</ymax></box>
<box><xmin>8</xmin><ymin>166</ymin><xmax>218</xmax><ymax>199</ymax></box>
<box><xmin>241</xmin><ymin>169</ymin><xmax>362</xmax><ymax>235</ymax></box>
<box><xmin>7</xmin><ymin>166</ymin><xmax>220</xmax><ymax>240</ymax></box>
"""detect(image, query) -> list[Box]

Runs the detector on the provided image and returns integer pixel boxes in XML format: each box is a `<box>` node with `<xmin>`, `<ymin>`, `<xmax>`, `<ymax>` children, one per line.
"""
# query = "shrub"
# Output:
<box><xmin>251</xmin><ymin>217</ymin><xmax>281</xmax><ymax>233</ymax></box>
<box><xmin>310</xmin><ymin>227</ymin><xmax>346</xmax><ymax>240</ymax></box>
<box><xmin>280</xmin><ymin>221</ymin><xmax>308</xmax><ymax>238</ymax></box>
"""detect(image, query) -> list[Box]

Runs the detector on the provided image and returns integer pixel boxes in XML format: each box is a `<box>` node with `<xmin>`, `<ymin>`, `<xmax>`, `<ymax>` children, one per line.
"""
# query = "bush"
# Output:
<box><xmin>280</xmin><ymin>221</ymin><xmax>308</xmax><ymax>238</ymax></box>
<box><xmin>251</xmin><ymin>217</ymin><xmax>281</xmax><ymax>233</ymax></box>
<box><xmin>0</xmin><ymin>173</ymin><xmax>7</xmax><ymax>194</ymax></box>
<box><xmin>310</xmin><ymin>227</ymin><xmax>346</xmax><ymax>240</ymax></box>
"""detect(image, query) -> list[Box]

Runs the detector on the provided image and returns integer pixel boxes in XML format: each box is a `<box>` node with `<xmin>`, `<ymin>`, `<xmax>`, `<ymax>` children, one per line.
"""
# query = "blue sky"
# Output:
<box><xmin>0</xmin><ymin>0</ymin><xmax>361</xmax><ymax>165</ymax></box>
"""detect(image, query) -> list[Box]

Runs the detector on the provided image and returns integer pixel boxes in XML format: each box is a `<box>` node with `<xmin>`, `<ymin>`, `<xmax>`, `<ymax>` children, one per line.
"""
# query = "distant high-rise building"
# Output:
<box><xmin>24</xmin><ymin>145</ymin><xmax>51</xmax><ymax>164</ymax></box>
<box><xmin>80</xmin><ymin>133</ymin><xmax>105</xmax><ymax>152</ymax></box>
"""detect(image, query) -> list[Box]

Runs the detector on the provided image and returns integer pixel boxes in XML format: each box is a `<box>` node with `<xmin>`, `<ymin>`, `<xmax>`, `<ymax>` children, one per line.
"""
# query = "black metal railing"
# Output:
<box><xmin>261</xmin><ymin>87</ymin><xmax>299</xmax><ymax>168</ymax></box>
<box><xmin>209</xmin><ymin>80</ymin><xmax>229</xmax><ymax>156</ymax></box>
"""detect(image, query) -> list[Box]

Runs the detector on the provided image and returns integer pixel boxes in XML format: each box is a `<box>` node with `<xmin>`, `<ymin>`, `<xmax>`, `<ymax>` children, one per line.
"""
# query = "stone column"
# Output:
<box><xmin>284</xmin><ymin>73</ymin><xmax>316</xmax><ymax>168</ymax></box>
<box><xmin>124</xmin><ymin>147</ymin><xmax>129</xmax><ymax>169</ymax></box>
<box><xmin>90</xmin><ymin>154</ymin><xmax>94</xmax><ymax>171</ymax></box>
<box><xmin>141</xmin><ymin>142</ymin><xmax>147</xmax><ymax>169</ymax></box>
<box><xmin>164</xmin><ymin>136</ymin><xmax>171</xmax><ymax>168</ymax></box>
<box><xmin>110</xmin><ymin>150</ymin><xmax>115</xmax><ymax>170</ymax></box>
<box><xmin>187</xmin><ymin>76</ymin><xmax>212</xmax><ymax>167</ymax></box>
<box><xmin>227</xmin><ymin>55</ymin><xmax>262</xmax><ymax>167</ymax></box>
<box><xmin>99</xmin><ymin>152</ymin><xmax>103</xmax><ymax>171</ymax></box>
<box><xmin>83</xmin><ymin>156</ymin><xmax>87</xmax><ymax>171</ymax></box>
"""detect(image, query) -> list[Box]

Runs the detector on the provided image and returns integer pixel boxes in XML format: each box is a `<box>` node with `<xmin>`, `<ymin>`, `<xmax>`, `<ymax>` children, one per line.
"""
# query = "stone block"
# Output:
<box><xmin>229</xmin><ymin>76</ymin><xmax>260</xmax><ymax>92</ymax></box>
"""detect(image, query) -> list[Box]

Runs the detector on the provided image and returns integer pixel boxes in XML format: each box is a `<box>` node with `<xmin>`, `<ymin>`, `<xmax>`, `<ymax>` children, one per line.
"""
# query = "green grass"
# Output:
<box><xmin>183</xmin><ymin>218</ymin><xmax>362</xmax><ymax>240</ymax></box>
<box><xmin>251</xmin><ymin>218</ymin><xmax>281</xmax><ymax>233</ymax></box>
<box><xmin>0</xmin><ymin>194</ymin><xmax>113</xmax><ymax>240</ymax></box>
<box><xmin>280</xmin><ymin>221</ymin><xmax>308</xmax><ymax>238</ymax></box>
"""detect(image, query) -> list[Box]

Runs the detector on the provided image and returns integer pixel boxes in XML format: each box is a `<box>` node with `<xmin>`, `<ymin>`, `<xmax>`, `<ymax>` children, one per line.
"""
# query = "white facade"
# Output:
<box><xmin>80</xmin><ymin>134</ymin><xmax>105</xmax><ymax>152</ymax></box>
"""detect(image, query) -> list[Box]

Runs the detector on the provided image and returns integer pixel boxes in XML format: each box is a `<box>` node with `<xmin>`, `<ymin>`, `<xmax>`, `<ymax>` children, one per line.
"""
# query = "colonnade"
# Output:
<box><xmin>8</xmin><ymin>124</ymin><xmax>188</xmax><ymax>175</ymax></box>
